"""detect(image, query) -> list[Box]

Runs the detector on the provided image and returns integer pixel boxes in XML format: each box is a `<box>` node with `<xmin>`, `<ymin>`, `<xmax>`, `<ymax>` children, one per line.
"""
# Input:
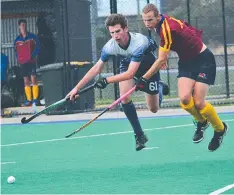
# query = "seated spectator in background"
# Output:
<box><xmin>1</xmin><ymin>52</ymin><xmax>8</xmax><ymax>87</ymax></box>
<box><xmin>1</xmin><ymin>52</ymin><xmax>15</xmax><ymax>109</ymax></box>
<box><xmin>14</xmin><ymin>19</ymin><xmax>40</xmax><ymax>106</ymax></box>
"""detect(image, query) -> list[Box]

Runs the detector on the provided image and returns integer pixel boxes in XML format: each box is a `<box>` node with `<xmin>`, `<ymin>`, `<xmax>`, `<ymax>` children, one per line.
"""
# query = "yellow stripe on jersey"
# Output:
<box><xmin>165</xmin><ymin>19</ymin><xmax>172</xmax><ymax>48</ymax></box>
<box><xmin>160</xmin><ymin>20</ymin><xmax>172</xmax><ymax>51</ymax></box>
<box><xmin>169</xmin><ymin>16</ymin><xmax>184</xmax><ymax>29</ymax></box>
<box><xmin>161</xmin><ymin>23</ymin><xmax>169</xmax><ymax>51</ymax></box>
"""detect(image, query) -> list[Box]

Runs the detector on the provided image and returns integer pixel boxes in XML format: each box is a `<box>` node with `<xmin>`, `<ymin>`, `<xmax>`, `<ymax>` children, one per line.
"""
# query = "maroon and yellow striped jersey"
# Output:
<box><xmin>156</xmin><ymin>14</ymin><xmax>203</xmax><ymax>61</ymax></box>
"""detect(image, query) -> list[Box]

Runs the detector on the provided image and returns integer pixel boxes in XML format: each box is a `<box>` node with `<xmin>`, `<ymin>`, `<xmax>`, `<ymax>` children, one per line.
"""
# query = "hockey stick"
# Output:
<box><xmin>65</xmin><ymin>85</ymin><xmax>136</xmax><ymax>138</ymax></box>
<box><xmin>21</xmin><ymin>83</ymin><xmax>96</xmax><ymax>124</ymax></box>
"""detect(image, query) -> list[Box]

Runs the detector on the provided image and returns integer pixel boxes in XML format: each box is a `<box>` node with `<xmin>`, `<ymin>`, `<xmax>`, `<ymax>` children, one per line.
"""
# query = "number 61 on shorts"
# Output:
<box><xmin>149</xmin><ymin>81</ymin><xmax>158</xmax><ymax>92</ymax></box>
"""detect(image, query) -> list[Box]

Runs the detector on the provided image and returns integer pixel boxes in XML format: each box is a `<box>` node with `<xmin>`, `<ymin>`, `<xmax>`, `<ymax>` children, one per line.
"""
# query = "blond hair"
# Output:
<box><xmin>142</xmin><ymin>3</ymin><xmax>159</xmax><ymax>16</ymax></box>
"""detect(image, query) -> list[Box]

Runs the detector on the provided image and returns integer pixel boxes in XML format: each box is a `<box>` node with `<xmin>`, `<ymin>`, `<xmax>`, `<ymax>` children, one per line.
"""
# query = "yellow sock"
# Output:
<box><xmin>25</xmin><ymin>86</ymin><xmax>32</xmax><ymax>101</ymax></box>
<box><xmin>180</xmin><ymin>97</ymin><xmax>206</xmax><ymax>123</ymax></box>
<box><xmin>32</xmin><ymin>85</ymin><xmax>39</xmax><ymax>100</ymax></box>
<box><xmin>200</xmin><ymin>102</ymin><xmax>224</xmax><ymax>132</ymax></box>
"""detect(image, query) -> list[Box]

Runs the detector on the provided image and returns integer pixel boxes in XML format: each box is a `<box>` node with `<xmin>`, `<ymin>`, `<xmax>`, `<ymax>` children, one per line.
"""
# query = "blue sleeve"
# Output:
<box><xmin>1</xmin><ymin>54</ymin><xmax>8</xmax><ymax>82</ymax></box>
<box><xmin>131</xmin><ymin>46</ymin><xmax>146</xmax><ymax>62</ymax></box>
<box><xmin>31</xmin><ymin>34</ymin><xmax>40</xmax><ymax>58</ymax></box>
<box><xmin>100</xmin><ymin>47</ymin><xmax>110</xmax><ymax>62</ymax></box>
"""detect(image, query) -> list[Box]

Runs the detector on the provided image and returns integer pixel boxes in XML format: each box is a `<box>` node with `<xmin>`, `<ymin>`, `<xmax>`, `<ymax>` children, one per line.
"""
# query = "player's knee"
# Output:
<box><xmin>179</xmin><ymin>94</ymin><xmax>191</xmax><ymax>105</ymax></box>
<box><xmin>149</xmin><ymin>106</ymin><xmax>159</xmax><ymax>113</ymax></box>
<box><xmin>194</xmin><ymin>99</ymin><xmax>206</xmax><ymax>110</ymax></box>
<box><xmin>150</xmin><ymin>107</ymin><xmax>158</xmax><ymax>113</ymax></box>
<box><xmin>121</xmin><ymin>97</ymin><xmax>132</xmax><ymax>104</ymax></box>
<box><xmin>31</xmin><ymin>78</ymin><xmax>37</xmax><ymax>85</ymax></box>
<box><xmin>24</xmin><ymin>80</ymin><xmax>30</xmax><ymax>86</ymax></box>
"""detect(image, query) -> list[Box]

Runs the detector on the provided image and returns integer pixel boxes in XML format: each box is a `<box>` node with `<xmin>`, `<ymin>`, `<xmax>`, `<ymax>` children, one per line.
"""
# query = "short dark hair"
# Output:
<box><xmin>105</xmin><ymin>14</ymin><xmax>128</xmax><ymax>29</ymax></box>
<box><xmin>142</xmin><ymin>3</ymin><xmax>159</xmax><ymax>17</ymax></box>
<box><xmin>18</xmin><ymin>19</ymin><xmax>27</xmax><ymax>26</ymax></box>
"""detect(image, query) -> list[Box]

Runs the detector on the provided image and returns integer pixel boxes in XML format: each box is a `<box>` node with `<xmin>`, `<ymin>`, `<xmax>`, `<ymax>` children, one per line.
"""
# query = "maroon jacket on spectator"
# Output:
<box><xmin>14</xmin><ymin>32</ymin><xmax>40</xmax><ymax>65</ymax></box>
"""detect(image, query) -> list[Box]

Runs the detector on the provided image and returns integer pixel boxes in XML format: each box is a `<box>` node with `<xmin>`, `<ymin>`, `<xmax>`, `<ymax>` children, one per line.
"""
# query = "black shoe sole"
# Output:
<box><xmin>136</xmin><ymin>137</ymin><xmax>148</xmax><ymax>151</ymax></box>
<box><xmin>208</xmin><ymin>122</ymin><xmax>228</xmax><ymax>152</ymax></box>
<box><xmin>136</xmin><ymin>145</ymin><xmax>146</xmax><ymax>151</ymax></box>
<box><xmin>193</xmin><ymin>135</ymin><xmax>204</xmax><ymax>143</ymax></box>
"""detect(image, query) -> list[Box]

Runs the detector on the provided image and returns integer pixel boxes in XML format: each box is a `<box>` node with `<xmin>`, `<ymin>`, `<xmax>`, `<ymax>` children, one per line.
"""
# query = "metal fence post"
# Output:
<box><xmin>110</xmin><ymin>0</ymin><xmax>117</xmax><ymax>14</ymax></box>
<box><xmin>187</xmin><ymin>0</ymin><xmax>191</xmax><ymax>24</ymax></box>
<box><xmin>110</xmin><ymin>0</ymin><xmax>119</xmax><ymax>101</ymax></box>
<box><xmin>63</xmin><ymin>0</ymin><xmax>71</xmax><ymax>96</ymax></box>
<box><xmin>59</xmin><ymin>0</ymin><xmax>68</xmax><ymax>98</ymax></box>
<box><xmin>221</xmin><ymin>0</ymin><xmax>230</xmax><ymax>98</ymax></box>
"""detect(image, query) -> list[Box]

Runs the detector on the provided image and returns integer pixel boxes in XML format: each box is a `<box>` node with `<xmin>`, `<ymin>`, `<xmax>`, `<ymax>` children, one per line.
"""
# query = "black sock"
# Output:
<box><xmin>121</xmin><ymin>101</ymin><xmax>144</xmax><ymax>137</ymax></box>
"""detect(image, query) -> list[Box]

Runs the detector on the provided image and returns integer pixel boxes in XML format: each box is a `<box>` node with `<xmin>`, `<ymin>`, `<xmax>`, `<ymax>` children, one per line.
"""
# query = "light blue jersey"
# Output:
<box><xmin>101</xmin><ymin>32</ymin><xmax>154</xmax><ymax>63</ymax></box>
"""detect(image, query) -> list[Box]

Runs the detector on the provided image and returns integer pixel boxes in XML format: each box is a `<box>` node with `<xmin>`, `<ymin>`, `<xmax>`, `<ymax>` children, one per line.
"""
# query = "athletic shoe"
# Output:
<box><xmin>193</xmin><ymin>120</ymin><xmax>209</xmax><ymax>143</ymax></box>
<box><xmin>32</xmin><ymin>99</ymin><xmax>40</xmax><ymax>106</ymax></box>
<box><xmin>135</xmin><ymin>133</ymin><xmax>148</xmax><ymax>151</ymax></box>
<box><xmin>21</xmin><ymin>100</ymin><xmax>32</xmax><ymax>107</ymax></box>
<box><xmin>208</xmin><ymin>122</ymin><xmax>228</xmax><ymax>151</ymax></box>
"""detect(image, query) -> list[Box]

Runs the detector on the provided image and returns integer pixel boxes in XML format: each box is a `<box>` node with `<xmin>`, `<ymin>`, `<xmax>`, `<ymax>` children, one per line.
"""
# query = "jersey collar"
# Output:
<box><xmin>118</xmin><ymin>32</ymin><xmax>131</xmax><ymax>50</ymax></box>
<box><xmin>155</xmin><ymin>14</ymin><xmax>165</xmax><ymax>34</ymax></box>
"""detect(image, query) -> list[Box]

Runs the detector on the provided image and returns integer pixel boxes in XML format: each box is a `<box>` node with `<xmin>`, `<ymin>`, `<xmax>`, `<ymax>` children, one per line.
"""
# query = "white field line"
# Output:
<box><xmin>1</xmin><ymin>162</ymin><xmax>16</xmax><ymax>165</ymax></box>
<box><xmin>143</xmin><ymin>147</ymin><xmax>159</xmax><ymax>150</ymax></box>
<box><xmin>209</xmin><ymin>183</ymin><xmax>234</xmax><ymax>195</ymax></box>
<box><xmin>0</xmin><ymin>124</ymin><xmax>193</xmax><ymax>147</ymax></box>
<box><xmin>1</xmin><ymin>119</ymin><xmax>234</xmax><ymax>148</ymax></box>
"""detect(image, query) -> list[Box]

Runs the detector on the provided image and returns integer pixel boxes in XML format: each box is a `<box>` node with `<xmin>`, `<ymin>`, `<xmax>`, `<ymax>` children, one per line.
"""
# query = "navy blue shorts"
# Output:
<box><xmin>177</xmin><ymin>48</ymin><xmax>216</xmax><ymax>85</ymax></box>
<box><xmin>20</xmin><ymin>63</ymin><xmax>37</xmax><ymax>77</ymax></box>
<box><xmin>120</xmin><ymin>53</ymin><xmax>160</xmax><ymax>95</ymax></box>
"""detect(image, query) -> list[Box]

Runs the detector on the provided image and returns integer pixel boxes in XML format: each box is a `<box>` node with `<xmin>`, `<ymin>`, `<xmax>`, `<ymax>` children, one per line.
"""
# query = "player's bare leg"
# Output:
<box><xmin>178</xmin><ymin>77</ymin><xmax>209</xmax><ymax>143</ymax></box>
<box><xmin>193</xmin><ymin>82</ymin><xmax>208</xmax><ymax>110</ymax></box>
<box><xmin>193</xmin><ymin>82</ymin><xmax>228</xmax><ymax>151</ymax></box>
<box><xmin>144</xmin><ymin>93</ymin><xmax>160</xmax><ymax>113</ymax></box>
<box><xmin>119</xmin><ymin>79</ymin><xmax>148</xmax><ymax>151</ymax></box>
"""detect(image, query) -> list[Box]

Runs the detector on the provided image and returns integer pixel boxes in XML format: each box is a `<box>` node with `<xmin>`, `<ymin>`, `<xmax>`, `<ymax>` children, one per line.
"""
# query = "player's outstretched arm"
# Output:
<box><xmin>143</xmin><ymin>49</ymin><xmax>169</xmax><ymax>80</ymax></box>
<box><xmin>106</xmin><ymin>61</ymin><xmax>140</xmax><ymax>83</ymax></box>
<box><xmin>67</xmin><ymin>59</ymin><xmax>105</xmax><ymax>100</ymax></box>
